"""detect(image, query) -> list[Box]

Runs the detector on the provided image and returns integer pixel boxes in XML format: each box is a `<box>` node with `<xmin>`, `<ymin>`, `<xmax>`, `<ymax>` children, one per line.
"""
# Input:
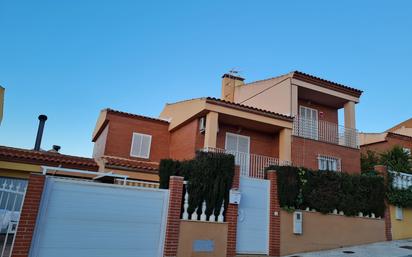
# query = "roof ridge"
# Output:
<box><xmin>105</xmin><ymin>108</ymin><xmax>170</xmax><ymax>123</ymax></box>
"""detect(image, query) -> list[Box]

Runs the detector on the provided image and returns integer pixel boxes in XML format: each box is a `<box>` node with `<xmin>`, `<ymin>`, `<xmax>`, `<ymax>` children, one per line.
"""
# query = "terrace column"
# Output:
<box><xmin>344</xmin><ymin>101</ymin><xmax>356</xmax><ymax>129</ymax></box>
<box><xmin>204</xmin><ymin>111</ymin><xmax>219</xmax><ymax>148</ymax></box>
<box><xmin>279</xmin><ymin>128</ymin><xmax>292</xmax><ymax>164</ymax></box>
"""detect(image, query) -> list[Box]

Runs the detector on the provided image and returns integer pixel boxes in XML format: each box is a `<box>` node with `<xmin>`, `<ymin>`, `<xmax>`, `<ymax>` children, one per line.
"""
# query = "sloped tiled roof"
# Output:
<box><xmin>106</xmin><ymin>108</ymin><xmax>170</xmax><ymax>123</ymax></box>
<box><xmin>102</xmin><ymin>156</ymin><xmax>159</xmax><ymax>172</ymax></box>
<box><xmin>206</xmin><ymin>97</ymin><xmax>294</xmax><ymax>121</ymax></box>
<box><xmin>246</xmin><ymin>71</ymin><xmax>363</xmax><ymax>98</ymax></box>
<box><xmin>0</xmin><ymin>145</ymin><xmax>98</xmax><ymax>170</ymax></box>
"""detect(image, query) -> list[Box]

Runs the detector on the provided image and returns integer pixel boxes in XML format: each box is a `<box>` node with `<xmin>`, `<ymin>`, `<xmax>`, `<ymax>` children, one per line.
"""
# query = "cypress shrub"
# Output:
<box><xmin>159</xmin><ymin>151</ymin><xmax>235</xmax><ymax>218</ymax></box>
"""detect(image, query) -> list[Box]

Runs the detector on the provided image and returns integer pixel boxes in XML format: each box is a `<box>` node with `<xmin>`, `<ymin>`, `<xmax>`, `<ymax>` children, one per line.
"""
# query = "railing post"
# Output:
<box><xmin>267</xmin><ymin>170</ymin><xmax>281</xmax><ymax>257</ymax></box>
<box><xmin>374</xmin><ymin>165</ymin><xmax>392</xmax><ymax>241</ymax></box>
<box><xmin>164</xmin><ymin>176</ymin><xmax>184</xmax><ymax>257</ymax></box>
<box><xmin>226</xmin><ymin>166</ymin><xmax>240</xmax><ymax>257</ymax></box>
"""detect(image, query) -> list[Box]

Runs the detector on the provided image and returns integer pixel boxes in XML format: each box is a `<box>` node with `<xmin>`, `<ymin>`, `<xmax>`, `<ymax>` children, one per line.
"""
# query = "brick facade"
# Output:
<box><xmin>169</xmin><ymin>119</ymin><xmax>201</xmax><ymax>160</ymax></box>
<box><xmin>217</xmin><ymin>123</ymin><xmax>280</xmax><ymax>158</ymax></box>
<box><xmin>226</xmin><ymin>166</ymin><xmax>240</xmax><ymax>257</ymax></box>
<box><xmin>164</xmin><ymin>176</ymin><xmax>184</xmax><ymax>257</ymax></box>
<box><xmin>104</xmin><ymin>112</ymin><xmax>170</xmax><ymax>162</ymax></box>
<box><xmin>298</xmin><ymin>99</ymin><xmax>338</xmax><ymax>124</ymax></box>
<box><xmin>11</xmin><ymin>174</ymin><xmax>46</xmax><ymax>257</ymax></box>
<box><xmin>292</xmin><ymin>136</ymin><xmax>361</xmax><ymax>174</ymax></box>
<box><xmin>267</xmin><ymin>170</ymin><xmax>281</xmax><ymax>257</ymax></box>
<box><xmin>361</xmin><ymin>133</ymin><xmax>412</xmax><ymax>155</ymax></box>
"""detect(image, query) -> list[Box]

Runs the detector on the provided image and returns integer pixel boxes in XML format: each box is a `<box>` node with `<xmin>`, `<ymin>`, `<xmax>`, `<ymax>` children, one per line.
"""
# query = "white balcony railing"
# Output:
<box><xmin>293</xmin><ymin>116</ymin><xmax>359</xmax><ymax>149</ymax></box>
<box><xmin>389</xmin><ymin>171</ymin><xmax>412</xmax><ymax>189</ymax></box>
<box><xmin>201</xmin><ymin>147</ymin><xmax>291</xmax><ymax>179</ymax></box>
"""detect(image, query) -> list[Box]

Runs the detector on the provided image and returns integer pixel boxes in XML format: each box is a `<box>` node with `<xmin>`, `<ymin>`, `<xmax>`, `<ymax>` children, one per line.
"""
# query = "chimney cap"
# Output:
<box><xmin>222</xmin><ymin>73</ymin><xmax>245</xmax><ymax>81</ymax></box>
<box><xmin>38</xmin><ymin>114</ymin><xmax>48</xmax><ymax>121</ymax></box>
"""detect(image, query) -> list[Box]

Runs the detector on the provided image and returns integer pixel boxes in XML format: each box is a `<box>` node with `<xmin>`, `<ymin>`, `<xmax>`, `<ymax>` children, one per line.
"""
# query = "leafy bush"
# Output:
<box><xmin>361</xmin><ymin>150</ymin><xmax>379</xmax><ymax>173</ymax></box>
<box><xmin>268</xmin><ymin>165</ymin><xmax>386</xmax><ymax>217</ymax></box>
<box><xmin>159</xmin><ymin>151</ymin><xmax>235</xmax><ymax>218</ymax></box>
<box><xmin>387</xmin><ymin>187</ymin><xmax>412</xmax><ymax>208</ymax></box>
<box><xmin>380</xmin><ymin>145</ymin><xmax>411</xmax><ymax>173</ymax></box>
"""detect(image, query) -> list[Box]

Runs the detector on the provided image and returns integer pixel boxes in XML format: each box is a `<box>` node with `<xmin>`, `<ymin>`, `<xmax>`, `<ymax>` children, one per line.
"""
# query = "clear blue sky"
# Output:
<box><xmin>0</xmin><ymin>0</ymin><xmax>411</xmax><ymax>157</ymax></box>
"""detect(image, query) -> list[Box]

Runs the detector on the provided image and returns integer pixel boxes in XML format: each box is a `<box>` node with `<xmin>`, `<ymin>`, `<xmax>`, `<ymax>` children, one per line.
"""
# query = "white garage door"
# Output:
<box><xmin>30</xmin><ymin>178</ymin><xmax>169</xmax><ymax>257</ymax></box>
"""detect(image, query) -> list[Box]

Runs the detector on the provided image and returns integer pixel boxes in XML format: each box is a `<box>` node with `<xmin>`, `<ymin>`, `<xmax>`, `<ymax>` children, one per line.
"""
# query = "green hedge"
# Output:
<box><xmin>269</xmin><ymin>166</ymin><xmax>386</xmax><ymax>217</ymax></box>
<box><xmin>386</xmin><ymin>172</ymin><xmax>412</xmax><ymax>208</ymax></box>
<box><xmin>159</xmin><ymin>151</ymin><xmax>235</xmax><ymax>218</ymax></box>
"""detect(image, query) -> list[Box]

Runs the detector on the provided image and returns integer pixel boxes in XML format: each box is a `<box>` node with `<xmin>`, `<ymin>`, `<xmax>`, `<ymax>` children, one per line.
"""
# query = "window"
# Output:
<box><xmin>403</xmin><ymin>148</ymin><xmax>411</xmax><ymax>156</ymax></box>
<box><xmin>395</xmin><ymin>206</ymin><xmax>403</xmax><ymax>220</ymax></box>
<box><xmin>130</xmin><ymin>132</ymin><xmax>152</xmax><ymax>159</ymax></box>
<box><xmin>225</xmin><ymin>133</ymin><xmax>250</xmax><ymax>176</ymax></box>
<box><xmin>299</xmin><ymin>106</ymin><xmax>318</xmax><ymax>140</ymax></box>
<box><xmin>318</xmin><ymin>155</ymin><xmax>341</xmax><ymax>172</ymax></box>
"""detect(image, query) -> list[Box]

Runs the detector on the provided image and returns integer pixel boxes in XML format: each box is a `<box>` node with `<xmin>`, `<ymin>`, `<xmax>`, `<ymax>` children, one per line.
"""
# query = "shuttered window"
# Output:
<box><xmin>130</xmin><ymin>133</ymin><xmax>152</xmax><ymax>159</ymax></box>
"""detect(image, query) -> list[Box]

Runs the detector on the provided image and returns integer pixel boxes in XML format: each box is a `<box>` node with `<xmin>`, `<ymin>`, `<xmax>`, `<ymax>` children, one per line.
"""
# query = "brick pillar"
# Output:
<box><xmin>164</xmin><ymin>176</ymin><xmax>184</xmax><ymax>257</ymax></box>
<box><xmin>226</xmin><ymin>166</ymin><xmax>240</xmax><ymax>257</ymax></box>
<box><xmin>267</xmin><ymin>170</ymin><xmax>281</xmax><ymax>257</ymax></box>
<box><xmin>374</xmin><ymin>165</ymin><xmax>392</xmax><ymax>241</ymax></box>
<box><xmin>12</xmin><ymin>173</ymin><xmax>46</xmax><ymax>257</ymax></box>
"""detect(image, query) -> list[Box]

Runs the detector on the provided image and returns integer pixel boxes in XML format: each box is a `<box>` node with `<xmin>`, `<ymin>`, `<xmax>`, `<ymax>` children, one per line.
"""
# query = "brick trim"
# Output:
<box><xmin>374</xmin><ymin>165</ymin><xmax>392</xmax><ymax>241</ymax></box>
<box><xmin>164</xmin><ymin>176</ymin><xmax>184</xmax><ymax>257</ymax></box>
<box><xmin>267</xmin><ymin>170</ymin><xmax>281</xmax><ymax>257</ymax></box>
<box><xmin>12</xmin><ymin>173</ymin><xmax>46</xmax><ymax>257</ymax></box>
<box><xmin>226</xmin><ymin>166</ymin><xmax>240</xmax><ymax>257</ymax></box>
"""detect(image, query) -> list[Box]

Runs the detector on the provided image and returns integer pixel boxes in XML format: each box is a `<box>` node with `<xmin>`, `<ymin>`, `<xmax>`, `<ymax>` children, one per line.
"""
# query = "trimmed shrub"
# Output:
<box><xmin>268</xmin><ymin>165</ymin><xmax>386</xmax><ymax>217</ymax></box>
<box><xmin>159</xmin><ymin>151</ymin><xmax>235</xmax><ymax>218</ymax></box>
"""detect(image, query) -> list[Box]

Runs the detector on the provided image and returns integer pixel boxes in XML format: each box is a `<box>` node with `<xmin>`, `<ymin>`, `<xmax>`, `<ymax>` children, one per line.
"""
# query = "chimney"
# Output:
<box><xmin>221</xmin><ymin>73</ymin><xmax>244</xmax><ymax>102</ymax></box>
<box><xmin>34</xmin><ymin>114</ymin><xmax>47</xmax><ymax>151</ymax></box>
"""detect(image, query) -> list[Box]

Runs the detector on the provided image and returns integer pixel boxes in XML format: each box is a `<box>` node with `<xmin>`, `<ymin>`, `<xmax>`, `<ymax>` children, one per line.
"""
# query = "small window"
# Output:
<box><xmin>318</xmin><ymin>155</ymin><xmax>341</xmax><ymax>172</ymax></box>
<box><xmin>395</xmin><ymin>206</ymin><xmax>403</xmax><ymax>220</ymax></box>
<box><xmin>130</xmin><ymin>133</ymin><xmax>152</xmax><ymax>159</ymax></box>
<box><xmin>403</xmin><ymin>148</ymin><xmax>411</xmax><ymax>156</ymax></box>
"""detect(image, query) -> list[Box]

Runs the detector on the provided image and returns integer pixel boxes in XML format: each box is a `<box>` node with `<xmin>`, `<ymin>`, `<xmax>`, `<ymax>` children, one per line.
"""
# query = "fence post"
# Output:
<box><xmin>226</xmin><ymin>166</ymin><xmax>240</xmax><ymax>257</ymax></box>
<box><xmin>267</xmin><ymin>170</ymin><xmax>281</xmax><ymax>257</ymax></box>
<box><xmin>11</xmin><ymin>173</ymin><xmax>46</xmax><ymax>257</ymax></box>
<box><xmin>164</xmin><ymin>176</ymin><xmax>184</xmax><ymax>257</ymax></box>
<box><xmin>374</xmin><ymin>165</ymin><xmax>392</xmax><ymax>241</ymax></box>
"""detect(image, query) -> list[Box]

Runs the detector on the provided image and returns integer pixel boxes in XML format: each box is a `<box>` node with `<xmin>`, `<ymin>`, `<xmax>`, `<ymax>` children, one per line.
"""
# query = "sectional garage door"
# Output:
<box><xmin>30</xmin><ymin>178</ymin><xmax>169</xmax><ymax>257</ymax></box>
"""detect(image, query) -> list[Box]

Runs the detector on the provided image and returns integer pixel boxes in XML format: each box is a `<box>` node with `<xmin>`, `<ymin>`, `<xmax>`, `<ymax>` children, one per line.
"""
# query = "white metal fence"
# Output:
<box><xmin>0</xmin><ymin>178</ymin><xmax>27</xmax><ymax>257</ymax></box>
<box><xmin>293</xmin><ymin>116</ymin><xmax>359</xmax><ymax>149</ymax></box>
<box><xmin>202</xmin><ymin>147</ymin><xmax>290</xmax><ymax>179</ymax></box>
<box><xmin>389</xmin><ymin>171</ymin><xmax>412</xmax><ymax>189</ymax></box>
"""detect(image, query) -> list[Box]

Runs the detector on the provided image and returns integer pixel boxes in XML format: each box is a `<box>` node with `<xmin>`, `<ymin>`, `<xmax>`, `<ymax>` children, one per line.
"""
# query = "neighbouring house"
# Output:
<box><xmin>360</xmin><ymin>119</ymin><xmax>412</xmax><ymax>241</ymax></box>
<box><xmin>360</xmin><ymin>118</ymin><xmax>412</xmax><ymax>155</ymax></box>
<box><xmin>92</xmin><ymin>71</ymin><xmax>363</xmax><ymax>182</ymax></box>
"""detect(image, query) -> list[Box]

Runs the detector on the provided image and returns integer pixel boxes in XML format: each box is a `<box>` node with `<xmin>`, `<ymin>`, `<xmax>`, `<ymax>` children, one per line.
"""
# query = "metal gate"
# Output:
<box><xmin>236</xmin><ymin>176</ymin><xmax>270</xmax><ymax>254</ymax></box>
<box><xmin>0</xmin><ymin>177</ymin><xmax>27</xmax><ymax>257</ymax></box>
<box><xmin>30</xmin><ymin>177</ymin><xmax>169</xmax><ymax>257</ymax></box>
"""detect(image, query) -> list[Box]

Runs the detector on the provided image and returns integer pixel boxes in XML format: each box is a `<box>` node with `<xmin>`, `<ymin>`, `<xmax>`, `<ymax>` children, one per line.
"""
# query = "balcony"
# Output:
<box><xmin>202</xmin><ymin>147</ymin><xmax>291</xmax><ymax>179</ymax></box>
<box><xmin>292</xmin><ymin>116</ymin><xmax>359</xmax><ymax>149</ymax></box>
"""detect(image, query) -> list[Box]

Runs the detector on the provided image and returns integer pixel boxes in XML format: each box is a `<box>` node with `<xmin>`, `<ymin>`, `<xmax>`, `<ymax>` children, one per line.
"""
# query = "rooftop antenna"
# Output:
<box><xmin>228</xmin><ymin>67</ymin><xmax>242</xmax><ymax>77</ymax></box>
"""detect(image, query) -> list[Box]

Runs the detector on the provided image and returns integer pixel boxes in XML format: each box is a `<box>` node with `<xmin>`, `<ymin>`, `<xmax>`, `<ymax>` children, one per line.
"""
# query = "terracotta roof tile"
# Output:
<box><xmin>106</xmin><ymin>108</ymin><xmax>170</xmax><ymax>123</ymax></box>
<box><xmin>0</xmin><ymin>145</ymin><xmax>98</xmax><ymax>170</ymax></box>
<box><xmin>102</xmin><ymin>156</ymin><xmax>159</xmax><ymax>172</ymax></box>
<box><xmin>205</xmin><ymin>97</ymin><xmax>294</xmax><ymax>121</ymax></box>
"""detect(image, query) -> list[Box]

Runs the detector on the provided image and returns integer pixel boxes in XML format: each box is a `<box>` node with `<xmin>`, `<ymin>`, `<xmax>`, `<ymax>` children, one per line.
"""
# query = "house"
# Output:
<box><xmin>92</xmin><ymin>71</ymin><xmax>363</xmax><ymax>180</ymax></box>
<box><xmin>360</xmin><ymin>118</ymin><xmax>412</xmax><ymax>155</ymax></box>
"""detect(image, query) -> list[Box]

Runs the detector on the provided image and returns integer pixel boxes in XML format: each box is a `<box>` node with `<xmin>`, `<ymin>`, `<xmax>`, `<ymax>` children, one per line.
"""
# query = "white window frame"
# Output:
<box><xmin>225</xmin><ymin>132</ymin><xmax>250</xmax><ymax>176</ymax></box>
<box><xmin>299</xmin><ymin>105</ymin><xmax>319</xmax><ymax>140</ymax></box>
<box><xmin>130</xmin><ymin>132</ymin><xmax>152</xmax><ymax>159</ymax></box>
<box><xmin>318</xmin><ymin>155</ymin><xmax>341</xmax><ymax>172</ymax></box>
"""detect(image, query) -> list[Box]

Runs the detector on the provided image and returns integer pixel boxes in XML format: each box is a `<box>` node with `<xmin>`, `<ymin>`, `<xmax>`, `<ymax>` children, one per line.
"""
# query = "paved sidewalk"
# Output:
<box><xmin>286</xmin><ymin>239</ymin><xmax>412</xmax><ymax>257</ymax></box>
